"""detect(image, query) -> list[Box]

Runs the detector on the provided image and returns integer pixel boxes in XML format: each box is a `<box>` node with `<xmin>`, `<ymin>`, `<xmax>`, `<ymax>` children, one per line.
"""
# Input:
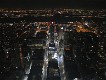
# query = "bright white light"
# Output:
<box><xmin>74</xmin><ymin>78</ymin><xmax>78</xmax><ymax>80</ymax></box>
<box><xmin>25</xmin><ymin>62</ymin><xmax>32</xmax><ymax>74</ymax></box>
<box><xmin>55</xmin><ymin>41</ymin><xmax>57</xmax><ymax>44</ymax></box>
<box><xmin>60</xmin><ymin>55</ymin><xmax>63</xmax><ymax>59</ymax></box>
<box><xmin>85</xmin><ymin>22</ymin><xmax>89</xmax><ymax>26</ymax></box>
<box><xmin>70</xmin><ymin>22</ymin><xmax>73</xmax><ymax>23</ymax></box>
<box><xmin>54</xmin><ymin>53</ymin><xmax>57</xmax><ymax>58</ymax></box>
<box><xmin>9</xmin><ymin>23</ymin><xmax>13</xmax><ymax>26</ymax></box>
<box><xmin>23</xmin><ymin>76</ymin><xmax>28</xmax><ymax>80</ymax></box>
<box><xmin>52</xmin><ymin>53</ymin><xmax>58</xmax><ymax>59</ymax></box>
<box><xmin>91</xmin><ymin>46</ymin><xmax>94</xmax><ymax>47</ymax></box>
<box><xmin>70</xmin><ymin>29</ymin><xmax>72</xmax><ymax>31</ymax></box>
<box><xmin>61</xmin><ymin>27</ymin><xmax>63</xmax><ymax>29</ymax></box>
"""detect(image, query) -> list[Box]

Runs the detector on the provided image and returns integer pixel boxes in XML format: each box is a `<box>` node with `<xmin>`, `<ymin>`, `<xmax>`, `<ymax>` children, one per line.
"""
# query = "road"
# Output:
<box><xmin>42</xmin><ymin>25</ymin><xmax>66</xmax><ymax>80</ymax></box>
<box><xmin>42</xmin><ymin>48</ymin><xmax>48</xmax><ymax>80</ymax></box>
<box><xmin>58</xmin><ymin>29</ymin><xmax>66</xmax><ymax>80</ymax></box>
<box><xmin>23</xmin><ymin>23</ymin><xmax>66</xmax><ymax>80</ymax></box>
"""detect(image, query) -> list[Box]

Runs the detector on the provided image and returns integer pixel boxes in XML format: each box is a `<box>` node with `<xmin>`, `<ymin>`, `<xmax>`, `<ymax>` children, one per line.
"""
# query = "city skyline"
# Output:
<box><xmin>0</xmin><ymin>8</ymin><xmax>106</xmax><ymax>80</ymax></box>
<box><xmin>0</xmin><ymin>0</ymin><xmax>106</xmax><ymax>79</ymax></box>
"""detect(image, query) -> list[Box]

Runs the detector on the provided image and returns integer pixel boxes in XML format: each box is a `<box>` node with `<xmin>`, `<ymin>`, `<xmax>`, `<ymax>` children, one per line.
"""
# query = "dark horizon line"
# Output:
<box><xmin>0</xmin><ymin>1</ymin><xmax>106</xmax><ymax>9</ymax></box>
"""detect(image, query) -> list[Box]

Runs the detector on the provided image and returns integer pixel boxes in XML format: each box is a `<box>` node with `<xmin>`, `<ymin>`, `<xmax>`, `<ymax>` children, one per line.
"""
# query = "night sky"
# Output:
<box><xmin>0</xmin><ymin>0</ymin><xmax>106</xmax><ymax>8</ymax></box>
